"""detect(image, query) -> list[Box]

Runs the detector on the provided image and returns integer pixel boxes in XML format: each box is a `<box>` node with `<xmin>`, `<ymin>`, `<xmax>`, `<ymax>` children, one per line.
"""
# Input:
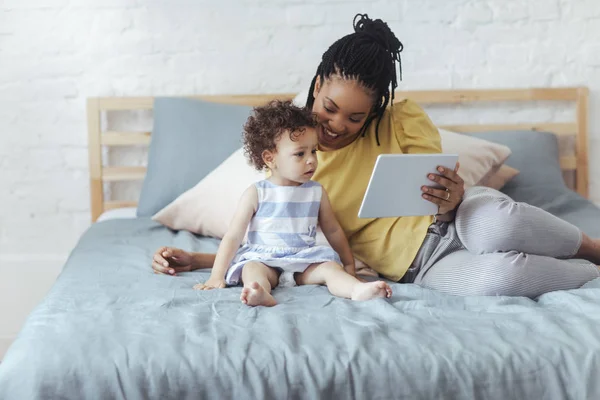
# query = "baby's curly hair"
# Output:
<box><xmin>243</xmin><ymin>100</ymin><xmax>317</xmax><ymax>170</ymax></box>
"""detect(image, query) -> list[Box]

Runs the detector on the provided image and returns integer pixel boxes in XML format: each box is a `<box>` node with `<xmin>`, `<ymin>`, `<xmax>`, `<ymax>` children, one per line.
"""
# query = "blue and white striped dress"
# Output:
<box><xmin>225</xmin><ymin>179</ymin><xmax>341</xmax><ymax>286</ymax></box>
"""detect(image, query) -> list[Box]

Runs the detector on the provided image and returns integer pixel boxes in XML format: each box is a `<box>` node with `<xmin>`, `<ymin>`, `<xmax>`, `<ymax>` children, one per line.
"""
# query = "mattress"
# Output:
<box><xmin>1</xmin><ymin>216</ymin><xmax>599</xmax><ymax>399</ymax></box>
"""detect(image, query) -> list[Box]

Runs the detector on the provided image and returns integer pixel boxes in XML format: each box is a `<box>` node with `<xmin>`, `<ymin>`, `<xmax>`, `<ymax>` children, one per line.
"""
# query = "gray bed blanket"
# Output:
<box><xmin>1</xmin><ymin>218</ymin><xmax>600</xmax><ymax>400</ymax></box>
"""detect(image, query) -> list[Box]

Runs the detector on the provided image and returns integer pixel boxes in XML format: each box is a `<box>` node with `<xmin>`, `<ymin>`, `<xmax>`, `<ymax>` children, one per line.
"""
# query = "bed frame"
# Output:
<box><xmin>87</xmin><ymin>87</ymin><xmax>590</xmax><ymax>222</ymax></box>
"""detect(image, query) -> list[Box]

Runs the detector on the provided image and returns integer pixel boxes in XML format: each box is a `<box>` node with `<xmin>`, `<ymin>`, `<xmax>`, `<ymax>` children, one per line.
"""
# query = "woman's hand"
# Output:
<box><xmin>152</xmin><ymin>247</ymin><xmax>193</xmax><ymax>276</ymax></box>
<box><xmin>421</xmin><ymin>162</ymin><xmax>465</xmax><ymax>216</ymax></box>
<box><xmin>194</xmin><ymin>277</ymin><xmax>227</xmax><ymax>290</ymax></box>
<box><xmin>343</xmin><ymin>263</ymin><xmax>356</xmax><ymax>276</ymax></box>
<box><xmin>342</xmin><ymin>264</ymin><xmax>369</xmax><ymax>283</ymax></box>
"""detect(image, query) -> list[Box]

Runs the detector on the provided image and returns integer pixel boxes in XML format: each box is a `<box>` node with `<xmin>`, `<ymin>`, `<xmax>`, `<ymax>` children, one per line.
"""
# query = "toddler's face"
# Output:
<box><xmin>271</xmin><ymin>127</ymin><xmax>319</xmax><ymax>185</ymax></box>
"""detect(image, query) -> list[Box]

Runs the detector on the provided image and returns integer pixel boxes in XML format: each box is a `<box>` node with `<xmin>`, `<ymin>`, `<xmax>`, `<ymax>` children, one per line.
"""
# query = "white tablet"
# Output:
<box><xmin>358</xmin><ymin>154</ymin><xmax>459</xmax><ymax>218</ymax></box>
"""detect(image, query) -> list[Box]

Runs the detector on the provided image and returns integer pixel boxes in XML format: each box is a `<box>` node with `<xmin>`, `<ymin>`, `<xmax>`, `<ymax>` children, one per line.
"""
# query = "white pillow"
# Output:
<box><xmin>482</xmin><ymin>164</ymin><xmax>519</xmax><ymax>190</ymax></box>
<box><xmin>438</xmin><ymin>128</ymin><xmax>512</xmax><ymax>187</ymax></box>
<box><xmin>152</xmin><ymin>148</ymin><xmax>264</xmax><ymax>239</ymax></box>
<box><xmin>293</xmin><ymin>89</ymin><xmax>309</xmax><ymax>107</ymax></box>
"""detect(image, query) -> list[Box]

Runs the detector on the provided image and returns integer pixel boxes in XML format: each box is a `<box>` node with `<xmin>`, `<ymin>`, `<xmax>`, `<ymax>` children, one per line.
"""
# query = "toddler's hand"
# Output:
<box><xmin>194</xmin><ymin>277</ymin><xmax>226</xmax><ymax>290</ymax></box>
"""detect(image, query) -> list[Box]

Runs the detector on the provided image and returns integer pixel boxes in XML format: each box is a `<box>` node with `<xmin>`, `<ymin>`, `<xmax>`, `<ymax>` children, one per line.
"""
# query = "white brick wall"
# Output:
<box><xmin>1</xmin><ymin>0</ymin><xmax>599</xmax><ymax>353</ymax></box>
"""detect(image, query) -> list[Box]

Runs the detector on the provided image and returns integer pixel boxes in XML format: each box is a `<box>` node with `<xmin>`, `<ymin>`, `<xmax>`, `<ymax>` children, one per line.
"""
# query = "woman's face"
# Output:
<box><xmin>311</xmin><ymin>76</ymin><xmax>374</xmax><ymax>151</ymax></box>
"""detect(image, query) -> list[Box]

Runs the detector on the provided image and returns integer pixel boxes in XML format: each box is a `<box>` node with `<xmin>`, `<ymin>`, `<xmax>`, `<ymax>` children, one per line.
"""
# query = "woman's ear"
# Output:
<box><xmin>262</xmin><ymin>149</ymin><xmax>275</xmax><ymax>169</ymax></box>
<box><xmin>312</xmin><ymin>75</ymin><xmax>321</xmax><ymax>99</ymax></box>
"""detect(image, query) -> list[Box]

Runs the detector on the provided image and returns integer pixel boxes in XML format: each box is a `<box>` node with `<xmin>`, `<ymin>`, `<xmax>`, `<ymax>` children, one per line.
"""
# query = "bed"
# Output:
<box><xmin>1</xmin><ymin>88</ymin><xmax>599</xmax><ymax>399</ymax></box>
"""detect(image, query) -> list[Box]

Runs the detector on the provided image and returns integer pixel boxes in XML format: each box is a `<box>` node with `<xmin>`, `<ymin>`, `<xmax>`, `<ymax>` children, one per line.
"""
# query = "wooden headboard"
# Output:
<box><xmin>87</xmin><ymin>87</ymin><xmax>589</xmax><ymax>222</ymax></box>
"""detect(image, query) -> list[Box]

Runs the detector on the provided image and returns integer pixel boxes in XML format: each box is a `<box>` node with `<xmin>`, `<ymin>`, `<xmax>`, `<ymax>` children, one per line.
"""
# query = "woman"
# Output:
<box><xmin>152</xmin><ymin>14</ymin><xmax>600</xmax><ymax>298</ymax></box>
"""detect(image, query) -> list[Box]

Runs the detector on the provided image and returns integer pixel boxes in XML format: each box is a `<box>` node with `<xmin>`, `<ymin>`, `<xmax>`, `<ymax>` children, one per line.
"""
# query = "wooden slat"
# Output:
<box><xmin>96</xmin><ymin>93</ymin><xmax>296</xmax><ymax>111</ymax></box>
<box><xmin>104</xmin><ymin>201</ymin><xmax>138</xmax><ymax>210</ymax></box>
<box><xmin>101</xmin><ymin>131</ymin><xmax>151</xmax><ymax>146</ymax></box>
<box><xmin>87</xmin><ymin>98</ymin><xmax>104</xmax><ymax>222</ymax></box>
<box><xmin>193</xmin><ymin>93</ymin><xmax>295</xmax><ymax>106</ymax></box>
<box><xmin>576</xmin><ymin>87</ymin><xmax>589</xmax><ymax>198</ymax></box>
<box><xmin>102</xmin><ymin>166</ymin><xmax>147</xmax><ymax>181</ymax></box>
<box><xmin>399</xmin><ymin>88</ymin><xmax>580</xmax><ymax>104</ymax></box>
<box><xmin>97</xmin><ymin>97</ymin><xmax>154</xmax><ymax>111</ymax></box>
<box><xmin>440</xmin><ymin>122</ymin><xmax>576</xmax><ymax>136</ymax></box>
<box><xmin>96</xmin><ymin>88</ymin><xmax>581</xmax><ymax>111</ymax></box>
<box><xmin>560</xmin><ymin>156</ymin><xmax>577</xmax><ymax>171</ymax></box>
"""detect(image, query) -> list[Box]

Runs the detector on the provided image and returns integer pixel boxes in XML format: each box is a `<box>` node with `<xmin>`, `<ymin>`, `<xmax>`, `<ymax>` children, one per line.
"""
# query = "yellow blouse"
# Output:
<box><xmin>313</xmin><ymin>99</ymin><xmax>442</xmax><ymax>281</ymax></box>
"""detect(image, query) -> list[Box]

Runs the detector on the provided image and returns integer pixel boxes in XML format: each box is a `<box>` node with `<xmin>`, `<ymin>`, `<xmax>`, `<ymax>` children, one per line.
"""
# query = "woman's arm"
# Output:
<box><xmin>195</xmin><ymin>185</ymin><xmax>258</xmax><ymax>289</ymax></box>
<box><xmin>153</xmin><ymin>246</ymin><xmax>215</xmax><ymax>275</ymax></box>
<box><xmin>152</xmin><ymin>248</ymin><xmax>216</xmax><ymax>275</ymax></box>
<box><xmin>189</xmin><ymin>252</ymin><xmax>217</xmax><ymax>270</ymax></box>
<box><xmin>318</xmin><ymin>188</ymin><xmax>355</xmax><ymax>275</ymax></box>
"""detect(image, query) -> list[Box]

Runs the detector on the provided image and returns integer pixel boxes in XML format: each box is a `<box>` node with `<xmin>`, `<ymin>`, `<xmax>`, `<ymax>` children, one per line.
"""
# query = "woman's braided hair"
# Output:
<box><xmin>306</xmin><ymin>13</ymin><xmax>403</xmax><ymax>145</ymax></box>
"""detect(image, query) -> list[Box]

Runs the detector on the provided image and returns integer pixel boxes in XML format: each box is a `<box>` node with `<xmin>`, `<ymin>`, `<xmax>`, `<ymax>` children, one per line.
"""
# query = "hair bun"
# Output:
<box><xmin>353</xmin><ymin>13</ymin><xmax>403</xmax><ymax>60</ymax></box>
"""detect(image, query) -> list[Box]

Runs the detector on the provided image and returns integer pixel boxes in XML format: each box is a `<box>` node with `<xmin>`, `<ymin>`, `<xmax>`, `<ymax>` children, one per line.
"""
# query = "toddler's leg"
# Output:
<box><xmin>296</xmin><ymin>261</ymin><xmax>392</xmax><ymax>301</ymax></box>
<box><xmin>240</xmin><ymin>261</ymin><xmax>280</xmax><ymax>307</ymax></box>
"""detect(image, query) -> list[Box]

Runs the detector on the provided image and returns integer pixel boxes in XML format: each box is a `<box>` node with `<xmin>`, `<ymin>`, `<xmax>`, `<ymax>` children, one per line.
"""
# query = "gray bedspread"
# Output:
<box><xmin>1</xmin><ymin>217</ymin><xmax>600</xmax><ymax>400</ymax></box>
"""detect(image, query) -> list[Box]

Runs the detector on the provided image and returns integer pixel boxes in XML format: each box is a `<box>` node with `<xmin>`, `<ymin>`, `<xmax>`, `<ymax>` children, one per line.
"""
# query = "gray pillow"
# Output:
<box><xmin>468</xmin><ymin>130</ymin><xmax>565</xmax><ymax>190</ymax></box>
<box><xmin>137</xmin><ymin>98</ymin><xmax>252</xmax><ymax>217</ymax></box>
<box><xmin>468</xmin><ymin>131</ymin><xmax>600</xmax><ymax>238</ymax></box>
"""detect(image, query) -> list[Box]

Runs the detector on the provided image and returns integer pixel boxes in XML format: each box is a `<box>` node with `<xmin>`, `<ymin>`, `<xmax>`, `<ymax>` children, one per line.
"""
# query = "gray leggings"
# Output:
<box><xmin>406</xmin><ymin>187</ymin><xmax>600</xmax><ymax>298</ymax></box>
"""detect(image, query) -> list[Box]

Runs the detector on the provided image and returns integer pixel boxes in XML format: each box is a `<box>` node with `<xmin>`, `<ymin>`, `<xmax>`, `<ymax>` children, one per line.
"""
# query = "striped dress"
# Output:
<box><xmin>225</xmin><ymin>179</ymin><xmax>341</xmax><ymax>286</ymax></box>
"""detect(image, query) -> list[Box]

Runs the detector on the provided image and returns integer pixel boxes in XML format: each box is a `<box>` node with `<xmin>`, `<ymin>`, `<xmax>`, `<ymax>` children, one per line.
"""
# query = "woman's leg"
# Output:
<box><xmin>240</xmin><ymin>261</ymin><xmax>280</xmax><ymax>307</ymax></box>
<box><xmin>575</xmin><ymin>234</ymin><xmax>600</xmax><ymax>264</ymax></box>
<box><xmin>415</xmin><ymin>250</ymin><xmax>599</xmax><ymax>298</ymax></box>
<box><xmin>296</xmin><ymin>262</ymin><xmax>392</xmax><ymax>300</ymax></box>
<box><xmin>455</xmin><ymin>187</ymin><xmax>600</xmax><ymax>262</ymax></box>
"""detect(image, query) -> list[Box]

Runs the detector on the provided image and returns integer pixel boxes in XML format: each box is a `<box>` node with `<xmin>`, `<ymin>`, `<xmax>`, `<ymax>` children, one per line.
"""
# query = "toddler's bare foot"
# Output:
<box><xmin>240</xmin><ymin>282</ymin><xmax>277</xmax><ymax>307</ymax></box>
<box><xmin>351</xmin><ymin>281</ymin><xmax>392</xmax><ymax>301</ymax></box>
